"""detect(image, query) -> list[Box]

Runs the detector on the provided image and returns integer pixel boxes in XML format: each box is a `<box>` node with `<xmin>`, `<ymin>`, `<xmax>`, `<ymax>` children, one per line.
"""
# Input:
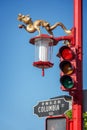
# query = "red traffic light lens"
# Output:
<box><xmin>59</xmin><ymin>46</ymin><xmax>74</xmax><ymax>60</ymax></box>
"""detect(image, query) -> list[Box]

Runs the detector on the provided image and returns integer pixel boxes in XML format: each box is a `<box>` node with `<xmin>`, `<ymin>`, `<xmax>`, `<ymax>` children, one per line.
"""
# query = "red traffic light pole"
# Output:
<box><xmin>71</xmin><ymin>1</ymin><xmax>83</xmax><ymax>130</ymax></box>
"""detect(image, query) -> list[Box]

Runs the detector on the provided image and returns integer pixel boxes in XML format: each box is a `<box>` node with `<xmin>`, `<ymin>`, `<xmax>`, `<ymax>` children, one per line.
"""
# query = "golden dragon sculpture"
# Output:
<box><xmin>17</xmin><ymin>14</ymin><xmax>71</xmax><ymax>36</ymax></box>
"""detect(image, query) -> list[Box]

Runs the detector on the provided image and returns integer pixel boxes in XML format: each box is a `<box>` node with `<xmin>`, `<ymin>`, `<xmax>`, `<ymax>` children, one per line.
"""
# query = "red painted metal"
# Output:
<box><xmin>30</xmin><ymin>28</ymin><xmax>75</xmax><ymax>46</ymax></box>
<box><xmin>30</xmin><ymin>34</ymin><xmax>58</xmax><ymax>46</ymax></box>
<box><xmin>54</xmin><ymin>28</ymin><xmax>75</xmax><ymax>46</ymax></box>
<box><xmin>69</xmin><ymin>120</ymin><xmax>73</xmax><ymax>130</ymax></box>
<box><xmin>33</xmin><ymin>61</ymin><xmax>54</xmax><ymax>76</ymax></box>
<box><xmin>33</xmin><ymin>61</ymin><xmax>54</xmax><ymax>69</ymax></box>
<box><xmin>71</xmin><ymin>1</ymin><xmax>83</xmax><ymax>130</ymax></box>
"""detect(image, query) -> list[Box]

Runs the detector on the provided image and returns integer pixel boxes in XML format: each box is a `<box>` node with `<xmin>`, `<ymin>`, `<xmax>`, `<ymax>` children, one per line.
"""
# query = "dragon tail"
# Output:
<box><xmin>50</xmin><ymin>22</ymin><xmax>71</xmax><ymax>35</ymax></box>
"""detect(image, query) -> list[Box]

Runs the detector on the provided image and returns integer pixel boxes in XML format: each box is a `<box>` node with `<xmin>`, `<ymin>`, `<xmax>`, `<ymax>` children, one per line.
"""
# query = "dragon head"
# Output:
<box><xmin>17</xmin><ymin>13</ymin><xmax>31</xmax><ymax>24</ymax></box>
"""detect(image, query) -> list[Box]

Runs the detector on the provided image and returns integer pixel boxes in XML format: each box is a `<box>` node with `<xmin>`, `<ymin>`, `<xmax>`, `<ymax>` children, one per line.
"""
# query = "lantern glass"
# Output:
<box><xmin>35</xmin><ymin>38</ymin><xmax>53</xmax><ymax>62</ymax></box>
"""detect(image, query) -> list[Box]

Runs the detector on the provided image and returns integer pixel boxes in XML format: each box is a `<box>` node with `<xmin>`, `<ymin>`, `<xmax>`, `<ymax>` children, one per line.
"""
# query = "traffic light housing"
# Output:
<box><xmin>57</xmin><ymin>42</ymin><xmax>77</xmax><ymax>91</ymax></box>
<box><xmin>46</xmin><ymin>115</ymin><xmax>70</xmax><ymax>130</ymax></box>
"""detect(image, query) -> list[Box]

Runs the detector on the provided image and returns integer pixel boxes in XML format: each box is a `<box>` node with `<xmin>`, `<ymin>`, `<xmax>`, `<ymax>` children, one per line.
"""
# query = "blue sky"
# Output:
<box><xmin>0</xmin><ymin>0</ymin><xmax>87</xmax><ymax>130</ymax></box>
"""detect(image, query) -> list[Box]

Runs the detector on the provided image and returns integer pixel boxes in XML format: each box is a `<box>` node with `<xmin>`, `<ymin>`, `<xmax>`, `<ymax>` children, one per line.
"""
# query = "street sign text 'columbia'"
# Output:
<box><xmin>34</xmin><ymin>97</ymin><xmax>71</xmax><ymax>117</ymax></box>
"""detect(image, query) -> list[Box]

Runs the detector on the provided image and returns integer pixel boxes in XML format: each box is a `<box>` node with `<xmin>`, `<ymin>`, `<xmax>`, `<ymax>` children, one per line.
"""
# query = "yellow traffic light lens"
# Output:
<box><xmin>60</xmin><ymin>75</ymin><xmax>74</xmax><ymax>89</ymax></box>
<box><xmin>60</xmin><ymin>61</ymin><xmax>74</xmax><ymax>75</ymax></box>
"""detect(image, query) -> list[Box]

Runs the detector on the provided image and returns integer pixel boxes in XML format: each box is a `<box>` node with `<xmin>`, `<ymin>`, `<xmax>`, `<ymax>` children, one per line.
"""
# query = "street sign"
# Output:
<box><xmin>34</xmin><ymin>97</ymin><xmax>72</xmax><ymax>117</ymax></box>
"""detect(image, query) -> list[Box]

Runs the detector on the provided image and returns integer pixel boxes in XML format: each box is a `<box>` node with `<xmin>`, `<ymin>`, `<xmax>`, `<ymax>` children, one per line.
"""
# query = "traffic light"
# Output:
<box><xmin>46</xmin><ymin>116</ymin><xmax>69</xmax><ymax>130</ymax></box>
<box><xmin>57</xmin><ymin>42</ymin><xmax>77</xmax><ymax>91</ymax></box>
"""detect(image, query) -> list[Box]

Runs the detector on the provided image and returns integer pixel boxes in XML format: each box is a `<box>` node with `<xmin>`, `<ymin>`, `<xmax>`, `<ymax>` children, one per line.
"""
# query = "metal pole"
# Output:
<box><xmin>72</xmin><ymin>0</ymin><xmax>83</xmax><ymax>130</ymax></box>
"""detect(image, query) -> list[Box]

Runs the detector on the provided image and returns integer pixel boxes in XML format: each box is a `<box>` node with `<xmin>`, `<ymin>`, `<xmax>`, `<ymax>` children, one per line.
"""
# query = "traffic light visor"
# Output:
<box><xmin>59</xmin><ymin>60</ymin><xmax>74</xmax><ymax>75</ymax></box>
<box><xmin>60</xmin><ymin>75</ymin><xmax>74</xmax><ymax>89</ymax></box>
<box><xmin>59</xmin><ymin>46</ymin><xmax>74</xmax><ymax>60</ymax></box>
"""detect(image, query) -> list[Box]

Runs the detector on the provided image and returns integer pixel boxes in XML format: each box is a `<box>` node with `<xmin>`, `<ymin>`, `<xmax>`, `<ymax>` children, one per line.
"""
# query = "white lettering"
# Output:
<box><xmin>38</xmin><ymin>105</ymin><xmax>60</xmax><ymax>113</ymax></box>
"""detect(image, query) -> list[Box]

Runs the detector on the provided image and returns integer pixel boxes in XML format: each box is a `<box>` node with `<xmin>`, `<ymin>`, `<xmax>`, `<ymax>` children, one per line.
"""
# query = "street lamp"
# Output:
<box><xmin>30</xmin><ymin>34</ymin><xmax>57</xmax><ymax>76</ymax></box>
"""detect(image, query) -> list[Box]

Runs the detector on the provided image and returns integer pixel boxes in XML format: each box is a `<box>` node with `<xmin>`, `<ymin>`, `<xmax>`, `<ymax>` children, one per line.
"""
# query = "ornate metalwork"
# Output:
<box><xmin>17</xmin><ymin>14</ymin><xmax>71</xmax><ymax>36</ymax></box>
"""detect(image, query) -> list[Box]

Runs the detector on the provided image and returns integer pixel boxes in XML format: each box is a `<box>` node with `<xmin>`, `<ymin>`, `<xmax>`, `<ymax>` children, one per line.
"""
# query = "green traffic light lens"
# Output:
<box><xmin>60</xmin><ymin>75</ymin><xmax>74</xmax><ymax>89</ymax></box>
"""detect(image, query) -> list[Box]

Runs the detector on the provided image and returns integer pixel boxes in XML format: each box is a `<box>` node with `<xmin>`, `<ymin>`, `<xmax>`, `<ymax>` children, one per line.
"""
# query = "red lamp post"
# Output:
<box><xmin>72</xmin><ymin>1</ymin><xmax>83</xmax><ymax>130</ymax></box>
